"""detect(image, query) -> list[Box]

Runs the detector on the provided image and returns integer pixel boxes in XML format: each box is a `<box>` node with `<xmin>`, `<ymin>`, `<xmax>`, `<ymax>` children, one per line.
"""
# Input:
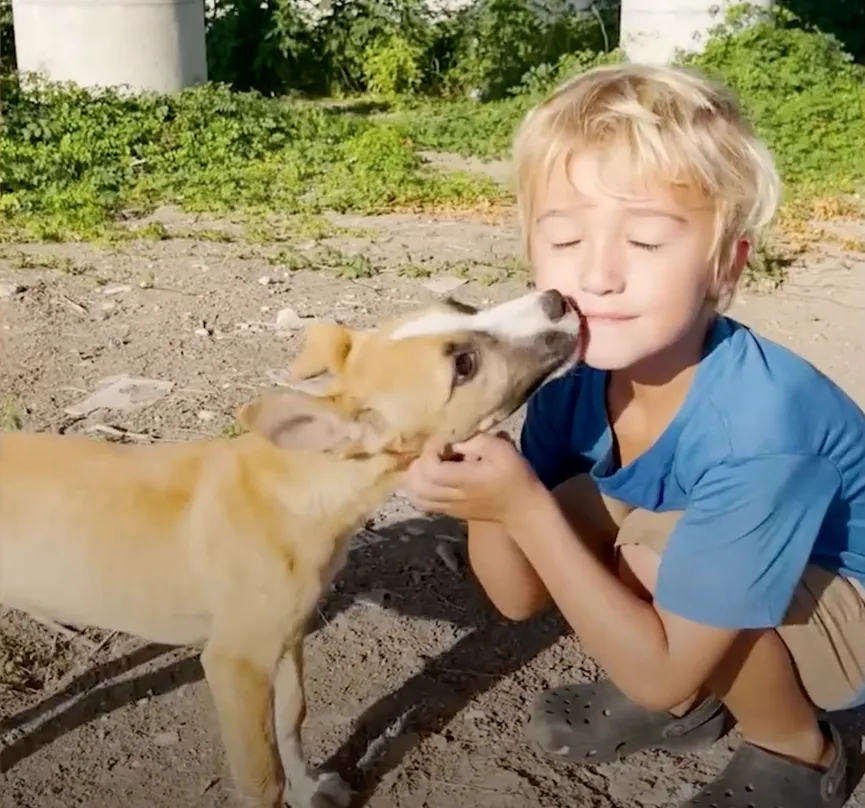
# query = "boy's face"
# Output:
<box><xmin>530</xmin><ymin>149</ymin><xmax>737</xmax><ymax>371</ymax></box>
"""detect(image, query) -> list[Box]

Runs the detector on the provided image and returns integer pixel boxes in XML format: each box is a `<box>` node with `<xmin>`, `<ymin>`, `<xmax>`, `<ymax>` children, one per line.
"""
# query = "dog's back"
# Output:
<box><xmin>0</xmin><ymin>431</ymin><xmax>218</xmax><ymax>643</ymax></box>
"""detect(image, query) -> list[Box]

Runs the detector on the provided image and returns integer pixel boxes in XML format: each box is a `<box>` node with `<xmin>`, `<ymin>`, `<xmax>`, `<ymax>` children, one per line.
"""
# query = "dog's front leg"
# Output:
<box><xmin>201</xmin><ymin>638</ymin><xmax>285</xmax><ymax>808</ymax></box>
<box><xmin>275</xmin><ymin>641</ymin><xmax>352</xmax><ymax>808</ymax></box>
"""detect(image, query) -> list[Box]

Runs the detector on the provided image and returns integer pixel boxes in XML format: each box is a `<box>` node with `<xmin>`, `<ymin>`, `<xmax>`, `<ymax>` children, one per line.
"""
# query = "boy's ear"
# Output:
<box><xmin>711</xmin><ymin>237</ymin><xmax>752</xmax><ymax>305</ymax></box>
<box><xmin>732</xmin><ymin>237</ymin><xmax>752</xmax><ymax>281</ymax></box>
<box><xmin>237</xmin><ymin>391</ymin><xmax>387</xmax><ymax>455</ymax></box>
<box><xmin>290</xmin><ymin>323</ymin><xmax>353</xmax><ymax>381</ymax></box>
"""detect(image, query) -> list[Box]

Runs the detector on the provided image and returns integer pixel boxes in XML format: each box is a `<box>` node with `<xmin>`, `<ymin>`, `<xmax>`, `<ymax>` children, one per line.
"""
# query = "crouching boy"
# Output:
<box><xmin>405</xmin><ymin>62</ymin><xmax>865</xmax><ymax>807</ymax></box>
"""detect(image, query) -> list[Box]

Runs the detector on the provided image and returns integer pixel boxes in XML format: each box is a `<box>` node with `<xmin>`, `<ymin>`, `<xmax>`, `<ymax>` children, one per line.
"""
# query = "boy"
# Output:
<box><xmin>403</xmin><ymin>62</ymin><xmax>865</xmax><ymax>807</ymax></box>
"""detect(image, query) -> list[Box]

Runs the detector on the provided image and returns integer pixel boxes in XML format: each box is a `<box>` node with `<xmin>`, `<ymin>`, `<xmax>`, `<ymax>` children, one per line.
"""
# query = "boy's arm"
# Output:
<box><xmin>466</xmin><ymin>375</ymin><xmax>586</xmax><ymax>621</ymax></box>
<box><xmin>505</xmin><ymin>453</ymin><xmax>842</xmax><ymax>712</ymax></box>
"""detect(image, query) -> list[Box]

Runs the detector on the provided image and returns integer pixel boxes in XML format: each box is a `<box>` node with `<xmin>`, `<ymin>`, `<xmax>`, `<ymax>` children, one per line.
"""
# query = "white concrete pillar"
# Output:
<box><xmin>11</xmin><ymin>0</ymin><xmax>207</xmax><ymax>94</ymax></box>
<box><xmin>620</xmin><ymin>0</ymin><xmax>775</xmax><ymax>65</ymax></box>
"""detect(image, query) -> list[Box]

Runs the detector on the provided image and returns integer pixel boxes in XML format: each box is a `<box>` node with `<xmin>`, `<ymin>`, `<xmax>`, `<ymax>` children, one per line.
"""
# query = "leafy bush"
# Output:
<box><xmin>203</xmin><ymin>0</ymin><xmax>615</xmax><ymax>99</ymax></box>
<box><xmin>438</xmin><ymin>0</ymin><xmax>617</xmax><ymax>100</ymax></box>
<box><xmin>0</xmin><ymin>1</ymin><xmax>862</xmax><ymax>245</ymax></box>
<box><xmin>400</xmin><ymin>5</ymin><xmax>865</xmax><ymax>199</ymax></box>
<box><xmin>681</xmin><ymin>4</ymin><xmax>865</xmax><ymax>194</ymax></box>
<box><xmin>362</xmin><ymin>34</ymin><xmax>425</xmax><ymax>98</ymax></box>
<box><xmin>395</xmin><ymin>48</ymin><xmax>624</xmax><ymax>160</ymax></box>
<box><xmin>0</xmin><ymin>77</ymin><xmax>503</xmax><ymax>241</ymax></box>
<box><xmin>779</xmin><ymin>0</ymin><xmax>865</xmax><ymax>64</ymax></box>
<box><xmin>0</xmin><ymin>0</ymin><xmax>14</xmax><ymax>72</ymax></box>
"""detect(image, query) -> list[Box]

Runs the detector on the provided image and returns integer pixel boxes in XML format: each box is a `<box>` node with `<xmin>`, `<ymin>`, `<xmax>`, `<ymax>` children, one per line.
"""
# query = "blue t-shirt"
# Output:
<box><xmin>520</xmin><ymin>314</ymin><xmax>865</xmax><ymax>631</ymax></box>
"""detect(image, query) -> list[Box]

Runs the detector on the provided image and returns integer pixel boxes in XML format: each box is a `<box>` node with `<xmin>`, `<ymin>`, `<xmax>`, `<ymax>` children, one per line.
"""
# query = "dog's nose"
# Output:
<box><xmin>540</xmin><ymin>289</ymin><xmax>567</xmax><ymax>321</ymax></box>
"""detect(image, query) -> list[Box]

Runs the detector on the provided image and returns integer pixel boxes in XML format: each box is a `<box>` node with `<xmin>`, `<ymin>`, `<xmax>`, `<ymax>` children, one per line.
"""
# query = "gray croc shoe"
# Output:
<box><xmin>681</xmin><ymin>721</ymin><xmax>847</xmax><ymax>808</ymax></box>
<box><xmin>525</xmin><ymin>678</ymin><xmax>728</xmax><ymax>764</ymax></box>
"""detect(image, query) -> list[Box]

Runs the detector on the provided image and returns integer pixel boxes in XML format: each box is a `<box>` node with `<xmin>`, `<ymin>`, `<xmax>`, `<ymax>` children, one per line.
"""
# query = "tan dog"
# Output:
<box><xmin>0</xmin><ymin>289</ymin><xmax>581</xmax><ymax>808</ymax></box>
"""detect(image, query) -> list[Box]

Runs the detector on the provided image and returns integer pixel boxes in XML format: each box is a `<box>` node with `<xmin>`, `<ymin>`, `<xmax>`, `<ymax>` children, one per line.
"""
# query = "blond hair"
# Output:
<box><xmin>512</xmin><ymin>62</ymin><xmax>781</xmax><ymax>307</ymax></box>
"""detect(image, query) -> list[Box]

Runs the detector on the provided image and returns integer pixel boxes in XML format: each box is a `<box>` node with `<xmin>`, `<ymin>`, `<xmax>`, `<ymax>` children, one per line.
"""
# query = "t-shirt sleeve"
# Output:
<box><xmin>519</xmin><ymin>375</ymin><xmax>584</xmax><ymax>491</ymax></box>
<box><xmin>655</xmin><ymin>453</ymin><xmax>843</xmax><ymax>629</ymax></box>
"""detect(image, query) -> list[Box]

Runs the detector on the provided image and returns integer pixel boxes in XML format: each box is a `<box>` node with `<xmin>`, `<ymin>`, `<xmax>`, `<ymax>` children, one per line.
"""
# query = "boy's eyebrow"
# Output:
<box><xmin>536</xmin><ymin>205</ymin><xmax>689</xmax><ymax>224</ymax></box>
<box><xmin>627</xmin><ymin>206</ymin><xmax>689</xmax><ymax>223</ymax></box>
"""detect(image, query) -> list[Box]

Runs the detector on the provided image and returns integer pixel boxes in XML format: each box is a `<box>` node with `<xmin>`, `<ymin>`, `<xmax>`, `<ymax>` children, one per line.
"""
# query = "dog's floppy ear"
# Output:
<box><xmin>290</xmin><ymin>322</ymin><xmax>353</xmax><ymax>381</ymax></box>
<box><xmin>237</xmin><ymin>391</ymin><xmax>384</xmax><ymax>455</ymax></box>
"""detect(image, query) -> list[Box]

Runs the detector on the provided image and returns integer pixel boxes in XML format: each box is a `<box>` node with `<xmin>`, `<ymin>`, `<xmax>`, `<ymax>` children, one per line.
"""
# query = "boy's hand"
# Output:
<box><xmin>403</xmin><ymin>432</ymin><xmax>543</xmax><ymax>524</ymax></box>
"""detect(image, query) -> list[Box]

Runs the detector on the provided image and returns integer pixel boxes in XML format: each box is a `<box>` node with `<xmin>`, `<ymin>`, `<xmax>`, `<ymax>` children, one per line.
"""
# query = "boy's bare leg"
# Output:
<box><xmin>466</xmin><ymin>474</ymin><xmax>626</xmax><ymax>621</ymax></box>
<box><xmin>512</xmin><ymin>490</ymin><xmax>729</xmax><ymax>765</ymax></box>
<box><xmin>475</xmin><ymin>478</ymin><xmax>831</xmax><ymax>770</ymax></box>
<box><xmin>621</xmin><ymin>543</ymin><xmax>829</xmax><ymax>767</ymax></box>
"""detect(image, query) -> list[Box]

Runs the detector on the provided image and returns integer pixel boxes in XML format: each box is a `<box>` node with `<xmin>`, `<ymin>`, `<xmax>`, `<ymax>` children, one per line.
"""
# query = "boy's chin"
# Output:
<box><xmin>580</xmin><ymin>347</ymin><xmax>647</xmax><ymax>371</ymax></box>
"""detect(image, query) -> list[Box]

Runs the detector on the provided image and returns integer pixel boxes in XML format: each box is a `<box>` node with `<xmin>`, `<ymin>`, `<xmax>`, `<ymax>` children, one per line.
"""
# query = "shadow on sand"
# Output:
<box><xmin>3</xmin><ymin>514</ymin><xmax>865</xmax><ymax>804</ymax></box>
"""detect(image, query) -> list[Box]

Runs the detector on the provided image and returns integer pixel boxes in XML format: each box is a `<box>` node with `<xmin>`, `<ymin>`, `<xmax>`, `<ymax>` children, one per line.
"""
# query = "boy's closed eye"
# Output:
<box><xmin>629</xmin><ymin>240</ymin><xmax>663</xmax><ymax>251</ymax></box>
<box><xmin>550</xmin><ymin>238</ymin><xmax>664</xmax><ymax>252</ymax></box>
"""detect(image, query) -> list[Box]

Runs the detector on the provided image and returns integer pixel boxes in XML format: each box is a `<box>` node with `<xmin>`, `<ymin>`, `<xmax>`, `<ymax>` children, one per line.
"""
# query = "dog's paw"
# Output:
<box><xmin>284</xmin><ymin>770</ymin><xmax>352</xmax><ymax>808</ymax></box>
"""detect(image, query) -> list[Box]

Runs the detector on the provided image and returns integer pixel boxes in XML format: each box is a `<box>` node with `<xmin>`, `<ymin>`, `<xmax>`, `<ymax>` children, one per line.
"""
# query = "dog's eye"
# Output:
<box><xmin>452</xmin><ymin>348</ymin><xmax>479</xmax><ymax>385</ymax></box>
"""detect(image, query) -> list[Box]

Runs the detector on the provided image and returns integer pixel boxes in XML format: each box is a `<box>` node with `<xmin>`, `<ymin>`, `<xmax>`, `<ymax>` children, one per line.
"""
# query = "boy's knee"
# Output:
<box><xmin>617</xmin><ymin>542</ymin><xmax>661</xmax><ymax>601</ymax></box>
<box><xmin>778</xmin><ymin>566</ymin><xmax>865</xmax><ymax>711</ymax></box>
<box><xmin>551</xmin><ymin>474</ymin><xmax>631</xmax><ymax>561</ymax></box>
<box><xmin>614</xmin><ymin>508</ymin><xmax>681</xmax><ymax>600</ymax></box>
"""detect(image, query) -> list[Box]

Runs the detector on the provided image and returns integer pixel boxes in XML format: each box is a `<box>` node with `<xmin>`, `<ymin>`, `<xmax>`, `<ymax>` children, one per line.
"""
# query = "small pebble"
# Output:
<box><xmin>275</xmin><ymin>307</ymin><xmax>306</xmax><ymax>332</ymax></box>
<box><xmin>0</xmin><ymin>283</ymin><xmax>25</xmax><ymax>299</ymax></box>
<box><xmin>357</xmin><ymin>589</ymin><xmax>396</xmax><ymax>610</ymax></box>
<box><xmin>153</xmin><ymin>731</ymin><xmax>180</xmax><ymax>747</ymax></box>
<box><xmin>422</xmin><ymin>276</ymin><xmax>467</xmax><ymax>294</ymax></box>
<box><xmin>102</xmin><ymin>283</ymin><xmax>132</xmax><ymax>296</ymax></box>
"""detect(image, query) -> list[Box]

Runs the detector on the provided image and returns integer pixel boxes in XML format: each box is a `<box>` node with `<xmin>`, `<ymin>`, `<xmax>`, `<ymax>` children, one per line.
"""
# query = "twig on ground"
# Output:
<box><xmin>421</xmin><ymin>776</ymin><xmax>513</xmax><ymax>795</ymax></box>
<box><xmin>84</xmin><ymin>631</ymin><xmax>118</xmax><ymax>661</ymax></box>
<box><xmin>83</xmin><ymin>423</ymin><xmax>155</xmax><ymax>442</ymax></box>
<box><xmin>30</xmin><ymin>615</ymin><xmax>98</xmax><ymax>650</ymax></box>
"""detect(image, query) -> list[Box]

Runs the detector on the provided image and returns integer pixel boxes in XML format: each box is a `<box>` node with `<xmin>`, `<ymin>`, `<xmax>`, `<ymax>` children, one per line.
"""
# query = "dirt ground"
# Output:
<box><xmin>2</xmin><ymin>159</ymin><xmax>865</xmax><ymax>808</ymax></box>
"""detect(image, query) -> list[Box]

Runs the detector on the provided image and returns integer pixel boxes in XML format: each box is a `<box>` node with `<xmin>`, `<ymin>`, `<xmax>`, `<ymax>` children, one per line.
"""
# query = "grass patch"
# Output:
<box><xmin>266</xmin><ymin>244</ymin><xmax>380</xmax><ymax>278</ymax></box>
<box><xmin>3</xmin><ymin>250</ymin><xmax>93</xmax><ymax>275</ymax></box>
<box><xmin>0</xmin><ymin>79</ymin><xmax>505</xmax><ymax>243</ymax></box>
<box><xmin>399</xmin><ymin>9</ymin><xmax>865</xmax><ymax>208</ymax></box>
<box><xmin>0</xmin><ymin>4</ymin><xmax>862</xmax><ymax>282</ymax></box>
<box><xmin>0</xmin><ymin>397</ymin><xmax>24</xmax><ymax>431</ymax></box>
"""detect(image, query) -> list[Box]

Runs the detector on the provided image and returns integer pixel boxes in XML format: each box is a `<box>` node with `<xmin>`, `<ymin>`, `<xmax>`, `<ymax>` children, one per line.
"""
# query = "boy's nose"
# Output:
<box><xmin>580</xmin><ymin>252</ymin><xmax>625</xmax><ymax>296</ymax></box>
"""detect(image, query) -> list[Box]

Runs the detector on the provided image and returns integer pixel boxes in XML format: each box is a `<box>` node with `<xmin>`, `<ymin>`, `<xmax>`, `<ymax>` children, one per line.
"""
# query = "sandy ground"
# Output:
<box><xmin>2</xmin><ymin>164</ymin><xmax>865</xmax><ymax>808</ymax></box>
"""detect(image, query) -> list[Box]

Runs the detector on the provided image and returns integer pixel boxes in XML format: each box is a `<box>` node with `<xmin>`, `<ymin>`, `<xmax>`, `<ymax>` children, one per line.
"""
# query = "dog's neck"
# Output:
<box><xmin>236</xmin><ymin>435</ymin><xmax>410</xmax><ymax>569</ymax></box>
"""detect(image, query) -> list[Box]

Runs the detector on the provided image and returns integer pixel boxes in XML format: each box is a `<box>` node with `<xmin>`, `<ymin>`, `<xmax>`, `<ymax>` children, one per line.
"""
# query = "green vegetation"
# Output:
<box><xmin>0</xmin><ymin>2</ymin><xmax>862</xmax><ymax>246</ymax></box>
<box><xmin>0</xmin><ymin>397</ymin><xmax>24</xmax><ymax>431</ymax></box>
<box><xmin>0</xmin><ymin>79</ymin><xmax>504</xmax><ymax>242</ymax></box>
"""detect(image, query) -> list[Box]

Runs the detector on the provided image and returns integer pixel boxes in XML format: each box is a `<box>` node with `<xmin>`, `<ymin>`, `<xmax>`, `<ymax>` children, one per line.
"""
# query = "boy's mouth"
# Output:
<box><xmin>583</xmin><ymin>312</ymin><xmax>637</xmax><ymax>322</ymax></box>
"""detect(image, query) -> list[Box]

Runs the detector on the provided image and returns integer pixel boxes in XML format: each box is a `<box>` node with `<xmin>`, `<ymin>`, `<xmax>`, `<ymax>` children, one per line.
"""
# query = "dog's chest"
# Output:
<box><xmin>320</xmin><ymin>532</ymin><xmax>352</xmax><ymax>590</ymax></box>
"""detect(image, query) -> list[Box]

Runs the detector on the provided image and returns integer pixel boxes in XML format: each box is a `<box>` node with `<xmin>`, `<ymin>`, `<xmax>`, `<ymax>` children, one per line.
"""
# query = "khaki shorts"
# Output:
<box><xmin>556</xmin><ymin>474</ymin><xmax>865</xmax><ymax>712</ymax></box>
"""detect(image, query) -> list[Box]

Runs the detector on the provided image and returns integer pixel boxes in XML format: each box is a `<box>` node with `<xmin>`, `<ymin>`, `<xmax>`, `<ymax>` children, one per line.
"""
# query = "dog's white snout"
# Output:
<box><xmin>475</xmin><ymin>290</ymin><xmax>580</xmax><ymax>341</ymax></box>
<box><xmin>389</xmin><ymin>289</ymin><xmax>582</xmax><ymax>343</ymax></box>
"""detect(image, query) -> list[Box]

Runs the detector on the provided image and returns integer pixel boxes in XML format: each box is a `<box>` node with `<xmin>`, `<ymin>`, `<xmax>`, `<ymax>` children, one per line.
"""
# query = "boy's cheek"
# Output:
<box><xmin>530</xmin><ymin>255</ymin><xmax>580</xmax><ymax>298</ymax></box>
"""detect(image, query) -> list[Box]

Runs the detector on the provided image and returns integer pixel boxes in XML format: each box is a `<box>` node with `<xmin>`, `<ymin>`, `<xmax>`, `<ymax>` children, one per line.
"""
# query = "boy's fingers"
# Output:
<box><xmin>406</xmin><ymin>469</ymin><xmax>466</xmax><ymax>501</ymax></box>
<box><xmin>425</xmin><ymin>455</ymin><xmax>481</xmax><ymax>488</ymax></box>
<box><xmin>452</xmin><ymin>431</ymin><xmax>513</xmax><ymax>456</ymax></box>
